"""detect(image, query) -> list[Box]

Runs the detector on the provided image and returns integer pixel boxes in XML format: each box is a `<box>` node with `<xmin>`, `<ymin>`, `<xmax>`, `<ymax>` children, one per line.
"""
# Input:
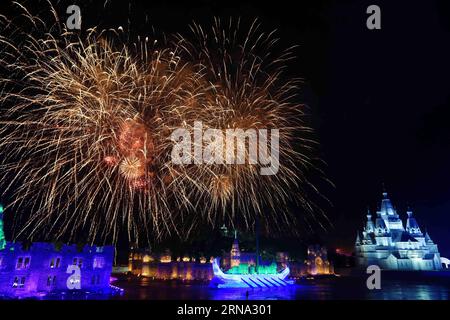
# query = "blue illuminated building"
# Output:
<box><xmin>0</xmin><ymin>205</ymin><xmax>115</xmax><ymax>298</ymax></box>
<box><xmin>355</xmin><ymin>191</ymin><xmax>442</xmax><ymax>271</ymax></box>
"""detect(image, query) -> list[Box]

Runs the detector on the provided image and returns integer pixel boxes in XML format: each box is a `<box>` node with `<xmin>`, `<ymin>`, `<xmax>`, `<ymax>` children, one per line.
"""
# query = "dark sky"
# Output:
<box><xmin>1</xmin><ymin>0</ymin><xmax>450</xmax><ymax>257</ymax></box>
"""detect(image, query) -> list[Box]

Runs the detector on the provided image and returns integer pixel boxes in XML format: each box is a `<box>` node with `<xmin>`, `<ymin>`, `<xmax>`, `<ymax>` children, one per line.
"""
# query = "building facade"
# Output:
<box><xmin>128</xmin><ymin>234</ymin><xmax>334</xmax><ymax>280</ymax></box>
<box><xmin>289</xmin><ymin>245</ymin><xmax>334</xmax><ymax>278</ymax></box>
<box><xmin>305</xmin><ymin>245</ymin><xmax>334</xmax><ymax>275</ymax></box>
<box><xmin>355</xmin><ymin>191</ymin><xmax>442</xmax><ymax>271</ymax></box>
<box><xmin>0</xmin><ymin>207</ymin><xmax>114</xmax><ymax>297</ymax></box>
<box><xmin>128</xmin><ymin>248</ymin><xmax>214</xmax><ymax>281</ymax></box>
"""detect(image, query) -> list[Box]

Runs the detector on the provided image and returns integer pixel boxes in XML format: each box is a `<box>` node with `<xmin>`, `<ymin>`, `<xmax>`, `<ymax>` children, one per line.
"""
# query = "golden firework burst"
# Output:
<box><xmin>0</xmin><ymin>3</ymin><xmax>329</xmax><ymax>243</ymax></box>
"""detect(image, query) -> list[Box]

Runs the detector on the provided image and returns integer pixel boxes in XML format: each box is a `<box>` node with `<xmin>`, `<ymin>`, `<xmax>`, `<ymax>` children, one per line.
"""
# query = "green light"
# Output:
<box><xmin>226</xmin><ymin>262</ymin><xmax>278</xmax><ymax>275</ymax></box>
<box><xmin>0</xmin><ymin>203</ymin><xmax>5</xmax><ymax>250</ymax></box>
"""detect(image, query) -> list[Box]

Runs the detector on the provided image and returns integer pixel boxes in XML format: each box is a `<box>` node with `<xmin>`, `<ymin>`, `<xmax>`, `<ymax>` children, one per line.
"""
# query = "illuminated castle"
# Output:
<box><xmin>0</xmin><ymin>205</ymin><xmax>115</xmax><ymax>298</ymax></box>
<box><xmin>355</xmin><ymin>191</ymin><xmax>442</xmax><ymax>271</ymax></box>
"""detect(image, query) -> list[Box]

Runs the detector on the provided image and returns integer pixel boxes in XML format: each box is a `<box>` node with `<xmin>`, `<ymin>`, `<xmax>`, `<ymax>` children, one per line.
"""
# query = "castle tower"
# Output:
<box><xmin>0</xmin><ymin>204</ymin><xmax>6</xmax><ymax>250</ymax></box>
<box><xmin>424</xmin><ymin>231</ymin><xmax>434</xmax><ymax>244</ymax></box>
<box><xmin>355</xmin><ymin>232</ymin><xmax>361</xmax><ymax>245</ymax></box>
<box><xmin>378</xmin><ymin>190</ymin><xmax>404</xmax><ymax>230</ymax></box>
<box><xmin>230</xmin><ymin>230</ymin><xmax>240</xmax><ymax>268</ymax></box>
<box><xmin>364</xmin><ymin>208</ymin><xmax>375</xmax><ymax>233</ymax></box>
<box><xmin>406</xmin><ymin>209</ymin><xmax>422</xmax><ymax>236</ymax></box>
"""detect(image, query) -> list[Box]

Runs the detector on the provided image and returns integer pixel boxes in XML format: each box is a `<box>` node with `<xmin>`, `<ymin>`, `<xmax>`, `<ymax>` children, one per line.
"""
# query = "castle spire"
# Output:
<box><xmin>379</xmin><ymin>187</ymin><xmax>398</xmax><ymax>217</ymax></box>
<box><xmin>407</xmin><ymin>208</ymin><xmax>413</xmax><ymax>217</ymax></box>
<box><xmin>382</xmin><ymin>182</ymin><xmax>387</xmax><ymax>198</ymax></box>
<box><xmin>230</xmin><ymin>230</ymin><xmax>240</xmax><ymax>268</ymax></box>
<box><xmin>406</xmin><ymin>207</ymin><xmax>422</xmax><ymax>236</ymax></box>
<box><xmin>365</xmin><ymin>208</ymin><xmax>375</xmax><ymax>233</ymax></box>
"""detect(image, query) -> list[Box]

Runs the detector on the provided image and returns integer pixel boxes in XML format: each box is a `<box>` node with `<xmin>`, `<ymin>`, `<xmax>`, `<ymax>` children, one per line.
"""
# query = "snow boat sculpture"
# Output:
<box><xmin>210</xmin><ymin>258</ymin><xmax>294</xmax><ymax>288</ymax></box>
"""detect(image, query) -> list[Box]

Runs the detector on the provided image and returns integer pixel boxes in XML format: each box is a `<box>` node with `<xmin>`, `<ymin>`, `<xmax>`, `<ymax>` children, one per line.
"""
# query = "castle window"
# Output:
<box><xmin>16</xmin><ymin>256</ymin><xmax>31</xmax><ymax>270</ymax></box>
<box><xmin>90</xmin><ymin>274</ymin><xmax>101</xmax><ymax>285</ymax></box>
<box><xmin>12</xmin><ymin>276</ymin><xmax>26</xmax><ymax>288</ymax></box>
<box><xmin>46</xmin><ymin>275</ymin><xmax>57</xmax><ymax>287</ymax></box>
<box><xmin>50</xmin><ymin>257</ymin><xmax>61</xmax><ymax>268</ymax></box>
<box><xmin>73</xmin><ymin>257</ymin><xmax>83</xmax><ymax>268</ymax></box>
<box><xmin>93</xmin><ymin>257</ymin><xmax>105</xmax><ymax>269</ymax></box>
<box><xmin>16</xmin><ymin>258</ymin><xmax>22</xmax><ymax>269</ymax></box>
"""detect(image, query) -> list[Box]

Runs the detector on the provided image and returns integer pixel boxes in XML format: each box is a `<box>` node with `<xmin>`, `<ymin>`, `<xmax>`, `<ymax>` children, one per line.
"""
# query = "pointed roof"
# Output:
<box><xmin>365</xmin><ymin>208</ymin><xmax>375</xmax><ymax>232</ymax></box>
<box><xmin>379</xmin><ymin>191</ymin><xmax>397</xmax><ymax>217</ymax></box>
<box><xmin>231</xmin><ymin>230</ymin><xmax>239</xmax><ymax>250</ymax></box>
<box><xmin>375</xmin><ymin>215</ymin><xmax>388</xmax><ymax>232</ymax></box>
<box><xmin>362</xmin><ymin>231</ymin><xmax>374</xmax><ymax>244</ymax></box>
<box><xmin>355</xmin><ymin>232</ymin><xmax>361</xmax><ymax>245</ymax></box>
<box><xmin>366</xmin><ymin>207</ymin><xmax>372</xmax><ymax>218</ymax></box>
<box><xmin>424</xmin><ymin>231</ymin><xmax>434</xmax><ymax>244</ymax></box>
<box><xmin>406</xmin><ymin>209</ymin><xmax>422</xmax><ymax>235</ymax></box>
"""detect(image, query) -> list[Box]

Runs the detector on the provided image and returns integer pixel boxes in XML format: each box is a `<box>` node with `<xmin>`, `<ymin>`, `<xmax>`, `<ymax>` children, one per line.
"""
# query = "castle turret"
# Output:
<box><xmin>378</xmin><ymin>190</ymin><xmax>404</xmax><ymax>230</ymax></box>
<box><xmin>374</xmin><ymin>210</ymin><xmax>391</xmax><ymax>246</ymax></box>
<box><xmin>364</xmin><ymin>209</ymin><xmax>375</xmax><ymax>233</ymax></box>
<box><xmin>230</xmin><ymin>230</ymin><xmax>240</xmax><ymax>268</ymax></box>
<box><xmin>406</xmin><ymin>209</ymin><xmax>422</xmax><ymax>236</ymax></box>
<box><xmin>380</xmin><ymin>191</ymin><xmax>397</xmax><ymax>216</ymax></box>
<box><xmin>424</xmin><ymin>231</ymin><xmax>434</xmax><ymax>244</ymax></box>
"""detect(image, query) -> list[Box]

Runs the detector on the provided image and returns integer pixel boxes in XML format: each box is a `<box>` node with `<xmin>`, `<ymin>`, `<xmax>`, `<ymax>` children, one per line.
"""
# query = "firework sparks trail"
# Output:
<box><xmin>0</xmin><ymin>1</ymin><xmax>330</xmax><ymax>243</ymax></box>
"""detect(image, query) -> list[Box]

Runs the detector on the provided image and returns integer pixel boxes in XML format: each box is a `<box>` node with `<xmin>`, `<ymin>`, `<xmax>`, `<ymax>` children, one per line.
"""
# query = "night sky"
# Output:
<box><xmin>1</xmin><ymin>0</ymin><xmax>450</xmax><ymax>257</ymax></box>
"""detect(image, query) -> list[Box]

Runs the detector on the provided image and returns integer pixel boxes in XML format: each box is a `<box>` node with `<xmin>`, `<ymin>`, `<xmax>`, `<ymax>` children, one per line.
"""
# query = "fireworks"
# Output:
<box><xmin>0</xmin><ymin>2</ymin><xmax>328</xmax><ymax>243</ymax></box>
